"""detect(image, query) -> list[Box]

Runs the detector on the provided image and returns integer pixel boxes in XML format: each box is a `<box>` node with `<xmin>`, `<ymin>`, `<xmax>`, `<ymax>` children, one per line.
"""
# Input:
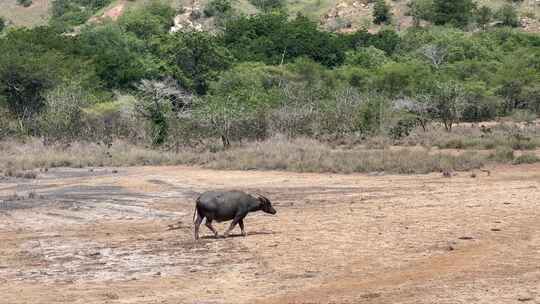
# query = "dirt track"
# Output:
<box><xmin>0</xmin><ymin>165</ymin><xmax>539</xmax><ymax>304</ymax></box>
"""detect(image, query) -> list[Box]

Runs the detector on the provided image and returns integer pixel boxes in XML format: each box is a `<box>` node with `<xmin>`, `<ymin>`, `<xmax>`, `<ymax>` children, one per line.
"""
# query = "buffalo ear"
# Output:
<box><xmin>256</xmin><ymin>194</ymin><xmax>270</xmax><ymax>205</ymax></box>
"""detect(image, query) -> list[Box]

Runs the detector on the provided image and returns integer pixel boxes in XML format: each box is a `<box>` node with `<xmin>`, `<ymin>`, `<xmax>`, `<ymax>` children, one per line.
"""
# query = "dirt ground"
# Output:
<box><xmin>0</xmin><ymin>164</ymin><xmax>539</xmax><ymax>304</ymax></box>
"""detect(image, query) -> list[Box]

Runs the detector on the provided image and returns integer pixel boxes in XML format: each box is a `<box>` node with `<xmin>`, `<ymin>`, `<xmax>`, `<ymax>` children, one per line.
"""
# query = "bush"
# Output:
<box><xmin>344</xmin><ymin>46</ymin><xmax>390</xmax><ymax>69</ymax></box>
<box><xmin>249</xmin><ymin>0</ymin><xmax>286</xmax><ymax>13</ymax></box>
<box><xmin>204</xmin><ymin>0</ymin><xmax>233</xmax><ymax>17</ymax></box>
<box><xmin>475</xmin><ymin>6</ymin><xmax>493</xmax><ymax>30</ymax></box>
<box><xmin>496</xmin><ymin>4</ymin><xmax>520</xmax><ymax>27</ymax></box>
<box><xmin>38</xmin><ymin>82</ymin><xmax>90</xmax><ymax>142</ymax></box>
<box><xmin>51</xmin><ymin>0</ymin><xmax>113</xmax><ymax>28</ymax></box>
<box><xmin>119</xmin><ymin>2</ymin><xmax>175</xmax><ymax>39</ymax></box>
<box><xmin>513</xmin><ymin>153</ymin><xmax>540</xmax><ymax>164</ymax></box>
<box><xmin>373</xmin><ymin>0</ymin><xmax>392</xmax><ymax>25</ymax></box>
<box><xmin>432</xmin><ymin>0</ymin><xmax>475</xmax><ymax>28</ymax></box>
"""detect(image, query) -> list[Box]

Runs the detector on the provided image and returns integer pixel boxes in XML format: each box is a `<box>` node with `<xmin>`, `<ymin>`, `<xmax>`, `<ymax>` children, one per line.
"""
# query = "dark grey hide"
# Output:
<box><xmin>193</xmin><ymin>191</ymin><xmax>276</xmax><ymax>239</ymax></box>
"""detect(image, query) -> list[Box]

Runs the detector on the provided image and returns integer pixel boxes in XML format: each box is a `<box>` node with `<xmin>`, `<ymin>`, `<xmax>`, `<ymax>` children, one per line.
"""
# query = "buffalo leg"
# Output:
<box><xmin>194</xmin><ymin>214</ymin><xmax>203</xmax><ymax>240</ymax></box>
<box><xmin>205</xmin><ymin>220</ymin><xmax>219</xmax><ymax>238</ymax></box>
<box><xmin>224</xmin><ymin>215</ymin><xmax>243</xmax><ymax>237</ymax></box>
<box><xmin>239</xmin><ymin>219</ymin><xmax>246</xmax><ymax>236</ymax></box>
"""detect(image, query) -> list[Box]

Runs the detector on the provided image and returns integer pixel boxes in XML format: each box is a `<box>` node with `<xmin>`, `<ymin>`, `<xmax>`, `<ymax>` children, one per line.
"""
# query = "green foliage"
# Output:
<box><xmin>476</xmin><ymin>5</ymin><xmax>493</xmax><ymax>30</ymax></box>
<box><xmin>346</xmin><ymin>29</ymin><xmax>401</xmax><ymax>55</ymax></box>
<box><xmin>0</xmin><ymin>17</ymin><xmax>5</xmax><ymax>33</ymax></box>
<box><xmin>373</xmin><ymin>0</ymin><xmax>392</xmax><ymax>25</ymax></box>
<box><xmin>432</xmin><ymin>0</ymin><xmax>476</xmax><ymax>28</ymax></box>
<box><xmin>79</xmin><ymin>23</ymin><xmax>160</xmax><ymax>89</ymax></box>
<box><xmin>2</xmin><ymin>6</ymin><xmax>540</xmax><ymax>148</ymax></box>
<box><xmin>494</xmin><ymin>48</ymin><xmax>540</xmax><ymax>113</ymax></box>
<box><xmin>204</xmin><ymin>0</ymin><xmax>233</xmax><ymax>17</ymax></box>
<box><xmin>0</xmin><ymin>55</ymin><xmax>57</xmax><ymax>124</ymax></box>
<box><xmin>345</xmin><ymin>46</ymin><xmax>390</xmax><ymax>69</ymax></box>
<box><xmin>495</xmin><ymin>4</ymin><xmax>520</xmax><ymax>27</ymax></box>
<box><xmin>422</xmin><ymin>80</ymin><xmax>468</xmax><ymax>131</ymax></box>
<box><xmin>0</xmin><ymin>27</ymin><xmax>99</xmax><ymax>129</ymax></box>
<box><xmin>160</xmin><ymin>31</ymin><xmax>233</xmax><ymax>95</ymax></box>
<box><xmin>223</xmin><ymin>13</ymin><xmax>345</xmax><ymax>67</ymax></box>
<box><xmin>119</xmin><ymin>2</ymin><xmax>175</xmax><ymax>40</ymax></box>
<box><xmin>51</xmin><ymin>0</ymin><xmax>113</xmax><ymax>28</ymax></box>
<box><xmin>374</xmin><ymin>60</ymin><xmax>432</xmax><ymax>96</ymax></box>
<box><xmin>249</xmin><ymin>0</ymin><xmax>286</xmax><ymax>13</ymax></box>
<box><xmin>406</xmin><ymin>0</ymin><xmax>434</xmax><ymax>26</ymax></box>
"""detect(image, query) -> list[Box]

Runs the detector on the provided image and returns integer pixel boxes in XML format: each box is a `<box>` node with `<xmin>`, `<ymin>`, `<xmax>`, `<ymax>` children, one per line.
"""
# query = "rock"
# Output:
<box><xmin>517</xmin><ymin>292</ymin><xmax>534</xmax><ymax>302</ymax></box>
<box><xmin>458</xmin><ymin>236</ymin><xmax>474</xmax><ymax>240</ymax></box>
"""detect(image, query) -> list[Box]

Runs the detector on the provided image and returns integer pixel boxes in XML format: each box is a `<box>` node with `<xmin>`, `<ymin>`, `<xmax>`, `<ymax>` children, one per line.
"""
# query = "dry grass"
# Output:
<box><xmin>400</xmin><ymin>123</ymin><xmax>540</xmax><ymax>150</ymax></box>
<box><xmin>205</xmin><ymin>137</ymin><xmax>486</xmax><ymax>174</ymax></box>
<box><xmin>0</xmin><ymin>137</ymin><xmax>488</xmax><ymax>175</ymax></box>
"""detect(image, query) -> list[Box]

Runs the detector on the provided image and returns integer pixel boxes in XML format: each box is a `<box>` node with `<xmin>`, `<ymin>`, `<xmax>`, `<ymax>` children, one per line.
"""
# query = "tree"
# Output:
<box><xmin>393</xmin><ymin>97</ymin><xmax>432</xmax><ymax>132</ymax></box>
<box><xmin>373</xmin><ymin>0</ymin><xmax>392</xmax><ymax>25</ymax></box>
<box><xmin>496</xmin><ymin>4</ymin><xmax>520</xmax><ymax>27</ymax></box>
<box><xmin>420</xmin><ymin>44</ymin><xmax>448</xmax><ymax>68</ymax></box>
<box><xmin>199</xmin><ymin>62</ymin><xmax>283</xmax><ymax>146</ymax></box>
<box><xmin>134</xmin><ymin>78</ymin><xmax>193</xmax><ymax>146</ymax></box>
<box><xmin>432</xmin><ymin>0</ymin><xmax>476</xmax><ymax>28</ymax></box>
<box><xmin>223</xmin><ymin>13</ymin><xmax>345</xmax><ymax>67</ymax></box>
<box><xmin>406</xmin><ymin>0</ymin><xmax>434</xmax><ymax>27</ymax></box>
<box><xmin>119</xmin><ymin>2</ymin><xmax>175</xmax><ymax>40</ymax></box>
<box><xmin>79</xmin><ymin>23</ymin><xmax>160</xmax><ymax>89</ymax></box>
<box><xmin>476</xmin><ymin>5</ymin><xmax>493</xmax><ymax>30</ymax></box>
<box><xmin>423</xmin><ymin>80</ymin><xmax>467</xmax><ymax>131</ymax></box>
<box><xmin>0</xmin><ymin>61</ymin><xmax>55</xmax><ymax>126</ymax></box>
<box><xmin>160</xmin><ymin>31</ymin><xmax>233</xmax><ymax>95</ymax></box>
<box><xmin>204</xmin><ymin>0</ymin><xmax>233</xmax><ymax>17</ymax></box>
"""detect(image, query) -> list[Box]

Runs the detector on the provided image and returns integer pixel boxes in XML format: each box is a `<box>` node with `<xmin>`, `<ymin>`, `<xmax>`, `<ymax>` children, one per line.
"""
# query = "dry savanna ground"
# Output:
<box><xmin>0</xmin><ymin>164</ymin><xmax>539</xmax><ymax>304</ymax></box>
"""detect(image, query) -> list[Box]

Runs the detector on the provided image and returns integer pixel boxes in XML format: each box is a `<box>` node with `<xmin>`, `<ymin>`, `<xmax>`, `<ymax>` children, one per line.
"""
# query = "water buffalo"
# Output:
<box><xmin>193</xmin><ymin>191</ymin><xmax>276</xmax><ymax>240</ymax></box>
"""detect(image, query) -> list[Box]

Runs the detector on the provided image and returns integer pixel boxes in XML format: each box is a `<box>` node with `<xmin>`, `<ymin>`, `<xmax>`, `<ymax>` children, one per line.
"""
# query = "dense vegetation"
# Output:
<box><xmin>0</xmin><ymin>0</ymin><xmax>539</xmax><ymax>163</ymax></box>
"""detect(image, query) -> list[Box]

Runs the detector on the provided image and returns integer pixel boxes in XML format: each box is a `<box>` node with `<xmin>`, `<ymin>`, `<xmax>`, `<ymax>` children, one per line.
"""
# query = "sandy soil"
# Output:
<box><xmin>0</xmin><ymin>164</ymin><xmax>539</xmax><ymax>304</ymax></box>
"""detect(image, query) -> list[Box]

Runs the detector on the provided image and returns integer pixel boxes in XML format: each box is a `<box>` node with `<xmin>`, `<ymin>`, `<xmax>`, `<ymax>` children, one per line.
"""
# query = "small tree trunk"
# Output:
<box><xmin>221</xmin><ymin>135</ymin><xmax>230</xmax><ymax>149</ymax></box>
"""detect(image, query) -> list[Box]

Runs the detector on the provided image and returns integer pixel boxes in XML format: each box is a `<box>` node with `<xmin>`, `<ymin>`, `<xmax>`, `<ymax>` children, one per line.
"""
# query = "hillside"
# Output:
<box><xmin>2</xmin><ymin>0</ymin><xmax>540</xmax><ymax>32</ymax></box>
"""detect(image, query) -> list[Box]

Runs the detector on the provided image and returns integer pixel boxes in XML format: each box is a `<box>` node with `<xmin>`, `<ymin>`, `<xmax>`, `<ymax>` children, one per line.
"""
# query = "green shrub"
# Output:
<box><xmin>249</xmin><ymin>0</ymin><xmax>286</xmax><ymax>13</ymax></box>
<box><xmin>373</xmin><ymin>0</ymin><xmax>392</xmax><ymax>25</ymax></box>
<box><xmin>204</xmin><ymin>0</ymin><xmax>233</xmax><ymax>17</ymax></box>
